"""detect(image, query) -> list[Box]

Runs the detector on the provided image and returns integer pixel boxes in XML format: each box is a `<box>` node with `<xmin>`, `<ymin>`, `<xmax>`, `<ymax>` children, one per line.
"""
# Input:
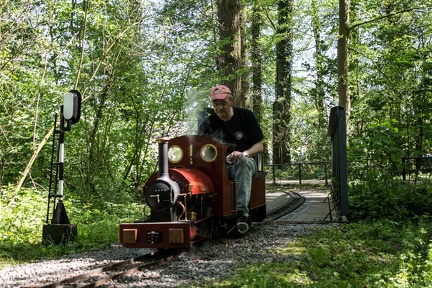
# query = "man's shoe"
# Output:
<box><xmin>237</xmin><ymin>213</ymin><xmax>249</xmax><ymax>223</ymax></box>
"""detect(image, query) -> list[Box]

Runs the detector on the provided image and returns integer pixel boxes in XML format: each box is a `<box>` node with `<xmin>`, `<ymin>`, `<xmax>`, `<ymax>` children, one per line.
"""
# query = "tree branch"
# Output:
<box><xmin>349</xmin><ymin>7</ymin><xmax>425</xmax><ymax>32</ymax></box>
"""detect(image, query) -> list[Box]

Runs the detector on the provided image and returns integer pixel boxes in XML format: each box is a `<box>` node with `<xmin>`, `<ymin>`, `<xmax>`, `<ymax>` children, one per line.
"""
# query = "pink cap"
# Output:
<box><xmin>210</xmin><ymin>85</ymin><xmax>231</xmax><ymax>101</ymax></box>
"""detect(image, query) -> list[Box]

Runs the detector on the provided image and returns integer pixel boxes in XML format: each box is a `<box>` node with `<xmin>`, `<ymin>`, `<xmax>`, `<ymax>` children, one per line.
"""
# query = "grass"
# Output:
<box><xmin>189</xmin><ymin>220</ymin><xmax>432</xmax><ymax>287</ymax></box>
<box><xmin>1</xmin><ymin>185</ymin><xmax>432</xmax><ymax>287</ymax></box>
<box><xmin>0</xmin><ymin>187</ymin><xmax>145</xmax><ymax>269</ymax></box>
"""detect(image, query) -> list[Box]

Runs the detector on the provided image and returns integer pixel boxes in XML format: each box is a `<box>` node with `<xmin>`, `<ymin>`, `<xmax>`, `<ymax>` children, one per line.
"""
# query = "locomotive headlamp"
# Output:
<box><xmin>168</xmin><ymin>145</ymin><xmax>183</xmax><ymax>163</ymax></box>
<box><xmin>200</xmin><ymin>144</ymin><xmax>217</xmax><ymax>162</ymax></box>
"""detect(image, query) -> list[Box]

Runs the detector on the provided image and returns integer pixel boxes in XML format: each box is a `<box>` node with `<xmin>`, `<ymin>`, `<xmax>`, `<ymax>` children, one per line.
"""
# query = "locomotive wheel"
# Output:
<box><xmin>250</xmin><ymin>205</ymin><xmax>266</xmax><ymax>222</ymax></box>
<box><xmin>211</xmin><ymin>225</ymin><xmax>221</xmax><ymax>240</ymax></box>
<box><xmin>197</xmin><ymin>221</ymin><xmax>210</xmax><ymax>238</ymax></box>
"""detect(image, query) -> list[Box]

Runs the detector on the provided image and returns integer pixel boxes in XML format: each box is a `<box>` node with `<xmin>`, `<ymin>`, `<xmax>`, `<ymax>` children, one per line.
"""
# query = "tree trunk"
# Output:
<box><xmin>348</xmin><ymin>0</ymin><xmax>360</xmax><ymax>135</ymax></box>
<box><xmin>217</xmin><ymin>0</ymin><xmax>242</xmax><ymax>106</ymax></box>
<box><xmin>251</xmin><ymin>1</ymin><xmax>263</xmax><ymax>122</ymax></box>
<box><xmin>9</xmin><ymin>126</ymin><xmax>55</xmax><ymax>205</ymax></box>
<box><xmin>240</xmin><ymin>3</ymin><xmax>250</xmax><ymax>108</ymax></box>
<box><xmin>338</xmin><ymin>0</ymin><xmax>350</xmax><ymax>121</ymax></box>
<box><xmin>273</xmin><ymin>0</ymin><xmax>293</xmax><ymax>164</ymax></box>
<box><xmin>311</xmin><ymin>0</ymin><xmax>326</xmax><ymax>128</ymax></box>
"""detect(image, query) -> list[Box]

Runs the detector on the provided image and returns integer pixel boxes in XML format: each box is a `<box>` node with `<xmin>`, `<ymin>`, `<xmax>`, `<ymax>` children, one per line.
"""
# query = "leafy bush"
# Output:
<box><xmin>0</xmin><ymin>186</ymin><xmax>145</xmax><ymax>268</ymax></box>
<box><xmin>348</xmin><ymin>119</ymin><xmax>432</xmax><ymax>222</ymax></box>
<box><xmin>348</xmin><ymin>166</ymin><xmax>432</xmax><ymax>222</ymax></box>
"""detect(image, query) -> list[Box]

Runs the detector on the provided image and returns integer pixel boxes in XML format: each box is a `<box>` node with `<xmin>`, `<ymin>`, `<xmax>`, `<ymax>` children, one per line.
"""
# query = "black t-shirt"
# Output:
<box><xmin>198</xmin><ymin>107</ymin><xmax>264</xmax><ymax>155</ymax></box>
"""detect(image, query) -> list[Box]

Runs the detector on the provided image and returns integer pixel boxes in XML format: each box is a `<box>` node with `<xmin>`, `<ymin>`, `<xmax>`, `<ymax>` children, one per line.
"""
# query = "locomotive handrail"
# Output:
<box><xmin>254</xmin><ymin>153</ymin><xmax>264</xmax><ymax>172</ymax></box>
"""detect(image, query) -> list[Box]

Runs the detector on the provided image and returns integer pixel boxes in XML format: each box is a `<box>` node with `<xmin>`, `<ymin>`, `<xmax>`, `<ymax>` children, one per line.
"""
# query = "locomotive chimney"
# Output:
<box><xmin>157</xmin><ymin>137</ymin><xmax>170</xmax><ymax>179</ymax></box>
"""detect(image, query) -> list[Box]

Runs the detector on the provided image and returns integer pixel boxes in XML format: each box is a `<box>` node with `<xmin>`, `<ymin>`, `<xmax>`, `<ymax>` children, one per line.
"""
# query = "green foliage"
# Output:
<box><xmin>0</xmin><ymin>186</ymin><xmax>145</xmax><ymax>269</ymax></box>
<box><xmin>0</xmin><ymin>0</ymin><xmax>216</xmax><ymax>203</ymax></box>
<box><xmin>349</xmin><ymin>119</ymin><xmax>405</xmax><ymax>170</ymax></box>
<box><xmin>192</xmin><ymin>220</ymin><xmax>432</xmax><ymax>287</ymax></box>
<box><xmin>348</xmin><ymin>117</ymin><xmax>432</xmax><ymax>222</ymax></box>
<box><xmin>349</xmin><ymin>173</ymin><xmax>432</xmax><ymax>222</ymax></box>
<box><xmin>0</xmin><ymin>187</ymin><xmax>46</xmax><ymax>246</ymax></box>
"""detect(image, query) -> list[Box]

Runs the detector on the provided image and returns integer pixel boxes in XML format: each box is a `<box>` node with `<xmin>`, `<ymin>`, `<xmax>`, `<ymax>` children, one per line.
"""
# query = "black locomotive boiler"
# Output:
<box><xmin>119</xmin><ymin>135</ymin><xmax>266</xmax><ymax>249</ymax></box>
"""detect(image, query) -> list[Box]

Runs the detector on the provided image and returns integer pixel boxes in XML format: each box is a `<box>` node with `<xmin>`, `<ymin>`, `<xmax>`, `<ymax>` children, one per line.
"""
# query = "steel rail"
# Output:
<box><xmin>22</xmin><ymin>251</ymin><xmax>186</xmax><ymax>288</ymax></box>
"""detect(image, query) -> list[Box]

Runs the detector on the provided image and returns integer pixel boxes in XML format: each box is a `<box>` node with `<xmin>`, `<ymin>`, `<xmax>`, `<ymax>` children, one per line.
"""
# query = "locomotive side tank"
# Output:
<box><xmin>119</xmin><ymin>135</ymin><xmax>266</xmax><ymax>249</ymax></box>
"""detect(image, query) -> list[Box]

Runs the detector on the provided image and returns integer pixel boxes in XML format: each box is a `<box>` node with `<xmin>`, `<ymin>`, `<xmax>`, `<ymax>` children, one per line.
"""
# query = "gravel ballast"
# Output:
<box><xmin>0</xmin><ymin>222</ymin><xmax>334</xmax><ymax>287</ymax></box>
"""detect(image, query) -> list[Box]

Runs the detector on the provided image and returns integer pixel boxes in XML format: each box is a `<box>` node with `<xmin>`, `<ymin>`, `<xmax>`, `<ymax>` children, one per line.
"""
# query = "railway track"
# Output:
<box><xmin>23</xmin><ymin>191</ymin><xmax>304</xmax><ymax>288</ymax></box>
<box><xmin>23</xmin><ymin>250</ymin><xmax>186</xmax><ymax>288</ymax></box>
<box><xmin>266</xmin><ymin>191</ymin><xmax>305</xmax><ymax>220</ymax></box>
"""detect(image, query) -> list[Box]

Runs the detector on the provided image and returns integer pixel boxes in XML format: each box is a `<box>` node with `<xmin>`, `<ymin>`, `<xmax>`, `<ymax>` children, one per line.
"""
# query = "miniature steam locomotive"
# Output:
<box><xmin>119</xmin><ymin>135</ymin><xmax>266</xmax><ymax>249</ymax></box>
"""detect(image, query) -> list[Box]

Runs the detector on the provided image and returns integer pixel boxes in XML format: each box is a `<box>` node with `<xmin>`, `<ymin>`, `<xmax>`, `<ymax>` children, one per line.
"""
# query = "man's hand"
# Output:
<box><xmin>227</xmin><ymin>151</ymin><xmax>246</xmax><ymax>163</ymax></box>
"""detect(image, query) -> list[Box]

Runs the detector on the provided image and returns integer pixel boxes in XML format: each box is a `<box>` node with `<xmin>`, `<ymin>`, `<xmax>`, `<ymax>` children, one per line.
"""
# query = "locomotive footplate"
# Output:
<box><xmin>119</xmin><ymin>221</ymin><xmax>195</xmax><ymax>249</ymax></box>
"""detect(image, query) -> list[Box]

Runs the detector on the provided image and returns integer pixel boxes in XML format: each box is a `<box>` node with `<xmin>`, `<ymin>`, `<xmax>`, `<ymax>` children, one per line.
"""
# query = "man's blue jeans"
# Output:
<box><xmin>227</xmin><ymin>157</ymin><xmax>257</xmax><ymax>217</ymax></box>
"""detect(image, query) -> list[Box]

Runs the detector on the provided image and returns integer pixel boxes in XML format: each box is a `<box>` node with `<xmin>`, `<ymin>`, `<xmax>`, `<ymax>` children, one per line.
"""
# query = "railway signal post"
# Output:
<box><xmin>42</xmin><ymin>90</ymin><xmax>81</xmax><ymax>245</ymax></box>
